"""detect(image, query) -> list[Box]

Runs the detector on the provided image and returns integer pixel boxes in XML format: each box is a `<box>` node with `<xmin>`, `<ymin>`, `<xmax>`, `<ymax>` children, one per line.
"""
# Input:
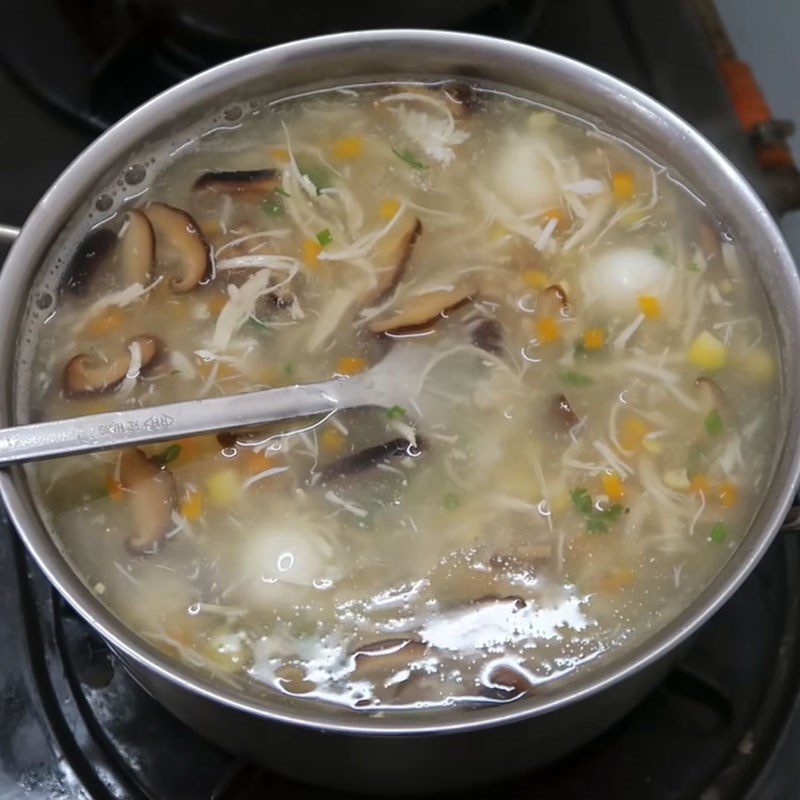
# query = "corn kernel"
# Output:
<box><xmin>536</xmin><ymin>316</ymin><xmax>560</xmax><ymax>344</ymax></box>
<box><xmin>619</xmin><ymin>417</ymin><xmax>649</xmax><ymax>451</ymax></box>
<box><xmin>638</xmin><ymin>295</ymin><xmax>661</xmax><ymax>319</ymax></box>
<box><xmin>205</xmin><ymin>469</ymin><xmax>241</xmax><ymax>508</ymax></box>
<box><xmin>379</xmin><ymin>198</ymin><xmax>401</xmax><ymax>220</ymax></box>
<box><xmin>583</xmin><ymin>327</ymin><xmax>605</xmax><ymax>350</ymax></box>
<box><xmin>718</xmin><ymin>481</ymin><xmax>738</xmax><ymax>508</ymax></box>
<box><xmin>269</xmin><ymin>146</ymin><xmax>289</xmax><ymax>162</ymax></box>
<box><xmin>601</xmin><ymin>471</ymin><xmax>625</xmax><ymax>501</ymax></box>
<box><xmin>521</xmin><ymin>268</ymin><xmax>549</xmax><ymax>289</ymax></box>
<box><xmin>611</xmin><ymin>171</ymin><xmax>635</xmax><ymax>201</ymax></box>
<box><xmin>739</xmin><ymin>347</ymin><xmax>775</xmax><ymax>383</ymax></box>
<box><xmin>332</xmin><ymin>136</ymin><xmax>363</xmax><ymax>160</ymax></box>
<box><xmin>335</xmin><ymin>355</ymin><xmax>368</xmax><ymax>375</ymax></box>
<box><xmin>321</xmin><ymin>428</ymin><xmax>345</xmax><ymax>453</ymax></box>
<box><xmin>180</xmin><ymin>489</ymin><xmax>204</xmax><ymax>521</ymax></box>
<box><xmin>488</xmin><ymin>221</ymin><xmax>509</xmax><ymax>241</ymax></box>
<box><xmin>690</xmin><ymin>473</ymin><xmax>711</xmax><ymax>495</ymax></box>
<box><xmin>106</xmin><ymin>477</ymin><xmax>124</xmax><ymax>502</ymax></box>
<box><xmin>84</xmin><ymin>306</ymin><xmax>124</xmax><ymax>337</ymax></box>
<box><xmin>301</xmin><ymin>238</ymin><xmax>323</xmax><ymax>267</ymax></box>
<box><xmin>598</xmin><ymin>567</ymin><xmax>635</xmax><ymax>593</ymax></box>
<box><xmin>688</xmin><ymin>331</ymin><xmax>727</xmax><ymax>370</ymax></box>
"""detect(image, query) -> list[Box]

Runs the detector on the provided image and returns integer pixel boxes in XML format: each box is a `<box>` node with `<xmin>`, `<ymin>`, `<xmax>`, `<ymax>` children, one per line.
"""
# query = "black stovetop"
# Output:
<box><xmin>2</xmin><ymin>1</ymin><xmax>800</xmax><ymax>798</ymax></box>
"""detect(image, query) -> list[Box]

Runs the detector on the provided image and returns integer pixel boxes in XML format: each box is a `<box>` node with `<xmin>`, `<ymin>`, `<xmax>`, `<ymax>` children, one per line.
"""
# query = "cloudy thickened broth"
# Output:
<box><xmin>26</xmin><ymin>82</ymin><xmax>781</xmax><ymax>710</ymax></box>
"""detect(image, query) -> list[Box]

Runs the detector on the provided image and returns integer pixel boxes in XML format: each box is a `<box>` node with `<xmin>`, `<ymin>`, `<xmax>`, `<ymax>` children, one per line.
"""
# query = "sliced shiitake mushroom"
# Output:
<box><xmin>143</xmin><ymin>202</ymin><xmax>211</xmax><ymax>293</ymax></box>
<box><xmin>63</xmin><ymin>334</ymin><xmax>161</xmax><ymax>397</ymax></box>
<box><xmin>118</xmin><ymin>209</ymin><xmax>155</xmax><ymax>286</ymax></box>
<box><xmin>59</xmin><ymin>228</ymin><xmax>117</xmax><ymax>296</ymax></box>
<box><xmin>368</xmin><ymin>285</ymin><xmax>475</xmax><ymax>334</ymax></box>
<box><xmin>368</xmin><ymin>217</ymin><xmax>422</xmax><ymax>306</ymax></box>
<box><xmin>471</xmin><ymin>319</ymin><xmax>503</xmax><ymax>355</ymax></box>
<box><xmin>352</xmin><ymin>637</ymin><xmax>427</xmax><ymax>679</ymax></box>
<box><xmin>192</xmin><ymin>169</ymin><xmax>281</xmax><ymax>199</ymax></box>
<box><xmin>695</xmin><ymin>216</ymin><xmax>723</xmax><ymax>264</ymax></box>
<box><xmin>552</xmin><ymin>393</ymin><xmax>579</xmax><ymax>429</ymax></box>
<box><xmin>119</xmin><ymin>447</ymin><xmax>176</xmax><ymax>554</ymax></box>
<box><xmin>442</xmin><ymin>80</ymin><xmax>480</xmax><ymax>116</ymax></box>
<box><xmin>538</xmin><ymin>284</ymin><xmax>570</xmax><ymax>318</ymax></box>
<box><xmin>481</xmin><ymin>663</ymin><xmax>535</xmax><ymax>701</ymax></box>
<box><xmin>319</xmin><ymin>437</ymin><xmax>424</xmax><ymax>483</ymax></box>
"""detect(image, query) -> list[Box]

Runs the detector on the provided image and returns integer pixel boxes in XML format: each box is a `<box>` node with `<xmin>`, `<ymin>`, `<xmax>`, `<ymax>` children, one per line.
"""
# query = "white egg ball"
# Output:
<box><xmin>490</xmin><ymin>134</ymin><xmax>559</xmax><ymax>213</ymax></box>
<box><xmin>582</xmin><ymin>247</ymin><xmax>669</xmax><ymax>317</ymax></box>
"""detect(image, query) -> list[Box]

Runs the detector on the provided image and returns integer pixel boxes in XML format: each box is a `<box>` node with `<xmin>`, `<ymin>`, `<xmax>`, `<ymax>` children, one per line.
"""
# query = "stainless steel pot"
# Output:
<box><xmin>1</xmin><ymin>30</ymin><xmax>799</xmax><ymax>795</ymax></box>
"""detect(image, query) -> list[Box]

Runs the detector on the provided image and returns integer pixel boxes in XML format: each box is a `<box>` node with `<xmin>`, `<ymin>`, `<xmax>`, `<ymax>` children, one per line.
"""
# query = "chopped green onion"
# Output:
<box><xmin>274</xmin><ymin>186</ymin><xmax>290</xmax><ymax>197</ymax></box>
<box><xmin>316</xmin><ymin>228</ymin><xmax>333</xmax><ymax>247</ymax></box>
<box><xmin>261</xmin><ymin>193</ymin><xmax>285</xmax><ymax>217</ymax></box>
<box><xmin>710</xmin><ymin>521</ymin><xmax>728</xmax><ymax>542</ymax></box>
<box><xmin>561</xmin><ymin>370</ymin><xmax>594</xmax><ymax>387</ymax></box>
<box><xmin>392</xmin><ymin>147</ymin><xmax>428</xmax><ymax>171</ymax></box>
<box><xmin>570</xmin><ymin>487</ymin><xmax>593</xmax><ymax>514</ymax></box>
<box><xmin>156</xmin><ymin>444</ymin><xmax>181</xmax><ymax>465</ymax></box>
<box><xmin>704</xmin><ymin>408</ymin><xmax>723</xmax><ymax>437</ymax></box>
<box><xmin>652</xmin><ymin>242</ymin><xmax>668</xmax><ymax>259</ymax></box>
<box><xmin>284</xmin><ymin>363</ymin><xmax>293</xmax><ymax>376</ymax></box>
<box><xmin>385</xmin><ymin>405</ymin><xmax>406</xmax><ymax>420</ymax></box>
<box><xmin>687</xmin><ymin>261</ymin><xmax>701</xmax><ymax>273</ymax></box>
<box><xmin>573</xmin><ymin>341</ymin><xmax>588</xmax><ymax>358</ymax></box>
<box><xmin>443</xmin><ymin>493</ymin><xmax>460</xmax><ymax>511</ymax></box>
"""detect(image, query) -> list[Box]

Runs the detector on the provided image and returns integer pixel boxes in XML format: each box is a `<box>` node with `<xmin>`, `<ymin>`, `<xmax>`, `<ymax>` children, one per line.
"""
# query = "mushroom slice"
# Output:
<box><xmin>192</xmin><ymin>169</ymin><xmax>281</xmax><ymax>199</ymax></box>
<box><xmin>143</xmin><ymin>202</ymin><xmax>211</xmax><ymax>293</ymax></box>
<box><xmin>118</xmin><ymin>209</ymin><xmax>155</xmax><ymax>286</ymax></box>
<box><xmin>59</xmin><ymin>228</ymin><xmax>117</xmax><ymax>296</ymax></box>
<box><xmin>695</xmin><ymin>217</ymin><xmax>723</xmax><ymax>264</ymax></box>
<box><xmin>442</xmin><ymin>80</ymin><xmax>480</xmax><ymax>116</ymax></box>
<box><xmin>538</xmin><ymin>284</ymin><xmax>570</xmax><ymax>318</ymax></box>
<box><xmin>368</xmin><ymin>217</ymin><xmax>422</xmax><ymax>306</ymax></box>
<box><xmin>63</xmin><ymin>334</ymin><xmax>161</xmax><ymax>397</ymax></box>
<box><xmin>471</xmin><ymin>319</ymin><xmax>503</xmax><ymax>355</ymax></box>
<box><xmin>368</xmin><ymin>285</ymin><xmax>475</xmax><ymax>334</ymax></box>
<box><xmin>481</xmin><ymin>663</ymin><xmax>535</xmax><ymax>701</ymax></box>
<box><xmin>552</xmin><ymin>393</ymin><xmax>579</xmax><ymax>430</ymax></box>
<box><xmin>352</xmin><ymin>638</ymin><xmax>427</xmax><ymax>679</ymax></box>
<box><xmin>319</xmin><ymin>437</ymin><xmax>424</xmax><ymax>483</ymax></box>
<box><xmin>119</xmin><ymin>447</ymin><xmax>177</xmax><ymax>554</ymax></box>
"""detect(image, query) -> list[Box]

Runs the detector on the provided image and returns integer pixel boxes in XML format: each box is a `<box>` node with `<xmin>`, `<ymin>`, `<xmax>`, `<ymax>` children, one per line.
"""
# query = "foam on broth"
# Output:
<box><xmin>20</xmin><ymin>81</ymin><xmax>781</xmax><ymax>710</ymax></box>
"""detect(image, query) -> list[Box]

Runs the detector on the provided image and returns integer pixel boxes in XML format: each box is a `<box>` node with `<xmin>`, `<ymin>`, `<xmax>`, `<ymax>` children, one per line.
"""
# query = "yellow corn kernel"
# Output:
<box><xmin>379</xmin><ymin>198</ymin><xmax>401</xmax><ymax>220</ymax></box>
<box><xmin>641</xmin><ymin>434</ymin><xmax>663</xmax><ymax>454</ymax></box>
<box><xmin>738</xmin><ymin>347</ymin><xmax>775</xmax><ymax>383</ymax></box>
<box><xmin>207</xmin><ymin>293</ymin><xmax>228</xmax><ymax>315</ymax></box>
<box><xmin>488</xmin><ymin>221</ymin><xmax>510</xmax><ymax>241</ymax></box>
<box><xmin>719</xmin><ymin>278</ymin><xmax>734</xmax><ymax>295</ymax></box>
<box><xmin>611</xmin><ymin>171</ymin><xmax>635</xmax><ymax>201</ymax></box>
<box><xmin>542</xmin><ymin>207</ymin><xmax>565</xmax><ymax>226</ymax></box>
<box><xmin>244</xmin><ymin>450</ymin><xmax>277</xmax><ymax>476</ymax></box>
<box><xmin>637</xmin><ymin>295</ymin><xmax>661</xmax><ymax>319</ymax></box>
<box><xmin>268</xmin><ymin>146</ymin><xmax>289</xmax><ymax>162</ymax></box>
<box><xmin>106</xmin><ymin>477</ymin><xmax>124</xmax><ymax>502</ymax></box>
<box><xmin>84</xmin><ymin>306</ymin><xmax>124</xmax><ymax>337</ymax></box>
<box><xmin>335</xmin><ymin>355</ymin><xmax>368</xmax><ymax>375</ymax></box>
<box><xmin>332</xmin><ymin>136</ymin><xmax>363</xmax><ymax>160</ymax></box>
<box><xmin>301</xmin><ymin>238</ymin><xmax>323</xmax><ymax>267</ymax></box>
<box><xmin>521</xmin><ymin>268</ymin><xmax>549</xmax><ymax>289</ymax></box>
<box><xmin>549</xmin><ymin>491</ymin><xmax>571</xmax><ymax>515</ymax></box>
<box><xmin>688</xmin><ymin>331</ymin><xmax>727</xmax><ymax>370</ymax></box>
<box><xmin>583</xmin><ymin>327</ymin><xmax>605</xmax><ymax>350</ymax></box>
<box><xmin>717</xmin><ymin>481</ymin><xmax>738</xmax><ymax>508</ymax></box>
<box><xmin>619</xmin><ymin>417</ymin><xmax>649</xmax><ymax>451</ymax></box>
<box><xmin>180</xmin><ymin>489</ymin><xmax>204</xmax><ymax>521</ymax></box>
<box><xmin>689</xmin><ymin>473</ymin><xmax>711</xmax><ymax>495</ymax></box>
<box><xmin>536</xmin><ymin>316</ymin><xmax>560</xmax><ymax>344</ymax></box>
<box><xmin>601</xmin><ymin>471</ymin><xmax>625</xmax><ymax>502</ymax></box>
<box><xmin>320</xmin><ymin>428</ymin><xmax>345</xmax><ymax>453</ymax></box>
<box><xmin>205</xmin><ymin>469</ymin><xmax>241</xmax><ymax>508</ymax></box>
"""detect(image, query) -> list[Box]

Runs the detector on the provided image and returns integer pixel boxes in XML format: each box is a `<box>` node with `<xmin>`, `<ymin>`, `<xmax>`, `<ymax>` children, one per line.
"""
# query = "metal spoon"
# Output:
<box><xmin>0</xmin><ymin>344</ymin><xmax>435</xmax><ymax>467</ymax></box>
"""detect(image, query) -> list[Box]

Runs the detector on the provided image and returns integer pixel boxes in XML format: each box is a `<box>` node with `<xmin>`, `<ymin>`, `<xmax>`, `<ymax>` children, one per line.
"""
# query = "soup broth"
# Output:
<box><xmin>24</xmin><ymin>82</ymin><xmax>781</xmax><ymax>710</ymax></box>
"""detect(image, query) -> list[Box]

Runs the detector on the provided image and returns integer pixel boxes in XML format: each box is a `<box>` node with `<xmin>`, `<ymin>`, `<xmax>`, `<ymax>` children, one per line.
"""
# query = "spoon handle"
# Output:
<box><xmin>0</xmin><ymin>378</ymin><xmax>363</xmax><ymax>467</ymax></box>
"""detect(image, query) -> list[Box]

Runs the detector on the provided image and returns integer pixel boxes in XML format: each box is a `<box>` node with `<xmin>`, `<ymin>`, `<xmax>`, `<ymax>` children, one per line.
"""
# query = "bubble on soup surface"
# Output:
<box><xmin>224</xmin><ymin>105</ymin><xmax>243</xmax><ymax>121</ymax></box>
<box><xmin>124</xmin><ymin>164</ymin><xmax>146</xmax><ymax>185</ymax></box>
<box><xmin>35</xmin><ymin>291</ymin><xmax>53</xmax><ymax>310</ymax></box>
<box><xmin>95</xmin><ymin>194</ymin><xmax>113</xmax><ymax>212</ymax></box>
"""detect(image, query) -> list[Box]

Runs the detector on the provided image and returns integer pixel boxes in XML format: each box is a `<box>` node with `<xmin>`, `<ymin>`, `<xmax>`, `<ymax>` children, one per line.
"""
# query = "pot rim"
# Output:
<box><xmin>1</xmin><ymin>29</ymin><xmax>799</xmax><ymax>737</ymax></box>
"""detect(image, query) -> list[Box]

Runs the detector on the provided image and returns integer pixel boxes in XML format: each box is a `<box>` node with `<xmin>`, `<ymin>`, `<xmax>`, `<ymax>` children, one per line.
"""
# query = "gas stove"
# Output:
<box><xmin>2</xmin><ymin>1</ymin><xmax>800</xmax><ymax>797</ymax></box>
